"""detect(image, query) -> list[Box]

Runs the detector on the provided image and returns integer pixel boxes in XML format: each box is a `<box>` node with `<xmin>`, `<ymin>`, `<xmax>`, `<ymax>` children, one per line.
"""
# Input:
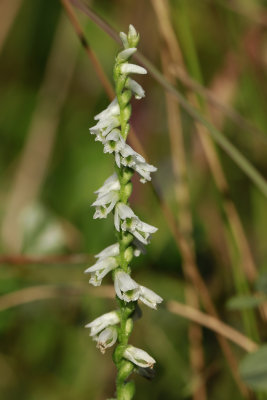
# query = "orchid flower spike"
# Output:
<box><xmin>87</xmin><ymin>24</ymin><xmax>162</xmax><ymax>398</ymax></box>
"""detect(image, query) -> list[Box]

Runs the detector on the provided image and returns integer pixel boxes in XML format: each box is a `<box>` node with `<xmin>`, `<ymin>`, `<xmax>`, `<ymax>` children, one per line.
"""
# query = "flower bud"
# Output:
<box><xmin>119</xmin><ymin>381</ymin><xmax>135</xmax><ymax>400</ymax></box>
<box><xmin>117</xmin><ymin>360</ymin><xmax>134</xmax><ymax>382</ymax></box>
<box><xmin>124</xmin><ymin>246</ymin><xmax>133</xmax><ymax>263</ymax></box>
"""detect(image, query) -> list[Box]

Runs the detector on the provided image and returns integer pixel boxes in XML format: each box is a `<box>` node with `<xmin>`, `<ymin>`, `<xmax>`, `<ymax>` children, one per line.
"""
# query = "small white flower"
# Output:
<box><xmin>94</xmin><ymin>98</ymin><xmax>120</xmax><ymax>121</ymax></box>
<box><xmin>128</xmin><ymin>24</ymin><xmax>139</xmax><ymax>44</ymax></box>
<box><xmin>120</xmin><ymin>144</ymin><xmax>146</xmax><ymax>167</ymax></box>
<box><xmin>92</xmin><ymin>191</ymin><xmax>120</xmax><ymax>219</ymax></box>
<box><xmin>95</xmin><ymin>243</ymin><xmax>120</xmax><ymax>259</ymax></box>
<box><xmin>95</xmin><ymin>173</ymin><xmax>120</xmax><ymax>195</ymax></box>
<box><xmin>120</xmin><ymin>31</ymin><xmax>129</xmax><ymax>48</ymax></box>
<box><xmin>85</xmin><ymin>310</ymin><xmax>120</xmax><ymax>336</ymax></box>
<box><xmin>93</xmin><ymin>174</ymin><xmax>120</xmax><ymax>219</ymax></box>
<box><xmin>117</xmin><ymin>48</ymin><xmax>137</xmax><ymax>62</ymax></box>
<box><xmin>103</xmin><ymin>129</ymin><xmax>125</xmax><ymax>154</ymax></box>
<box><xmin>126</xmin><ymin>78</ymin><xmax>145</xmax><ymax>99</ymax></box>
<box><xmin>114</xmin><ymin>203</ymin><xmax>157</xmax><ymax>244</ymax></box>
<box><xmin>123</xmin><ymin>345</ymin><xmax>156</xmax><ymax>369</ymax></box>
<box><xmin>139</xmin><ymin>285</ymin><xmax>163</xmax><ymax>309</ymax></box>
<box><xmin>90</xmin><ymin>115</ymin><xmax>120</xmax><ymax>143</ymax></box>
<box><xmin>114</xmin><ymin>203</ymin><xmax>135</xmax><ymax>232</ymax></box>
<box><xmin>134</xmin><ymin>160</ymin><xmax>157</xmax><ymax>183</ymax></box>
<box><xmin>85</xmin><ymin>256</ymin><xmax>118</xmax><ymax>286</ymax></box>
<box><xmin>114</xmin><ymin>270</ymin><xmax>140</xmax><ymax>302</ymax></box>
<box><xmin>93</xmin><ymin>326</ymin><xmax>118</xmax><ymax>354</ymax></box>
<box><xmin>120</xmin><ymin>63</ymin><xmax>147</xmax><ymax>75</ymax></box>
<box><xmin>117</xmin><ymin>144</ymin><xmax>157</xmax><ymax>182</ymax></box>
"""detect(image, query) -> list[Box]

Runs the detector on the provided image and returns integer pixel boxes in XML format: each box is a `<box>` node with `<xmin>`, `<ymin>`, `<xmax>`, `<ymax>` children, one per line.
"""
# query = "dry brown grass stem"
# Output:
<box><xmin>167</xmin><ymin>300</ymin><xmax>258</xmax><ymax>354</ymax></box>
<box><xmin>0</xmin><ymin>284</ymin><xmax>258</xmax><ymax>354</ymax></box>
<box><xmin>60</xmin><ymin>0</ymin><xmax>114</xmax><ymax>99</ymax></box>
<box><xmin>151</xmin><ymin>0</ymin><xmax>257</xmax><ymax>286</ymax></box>
<box><xmin>150</xmin><ymin>0</ymin><xmax>253</xmax><ymax>395</ymax></box>
<box><xmin>171</xmin><ymin>64</ymin><xmax>266</xmax><ymax>143</ymax></box>
<box><xmin>161</xmin><ymin>44</ymin><xmax>207</xmax><ymax>400</ymax></box>
<box><xmin>1</xmin><ymin>12</ymin><xmax>79</xmax><ymax>252</ymax></box>
<box><xmin>62</xmin><ymin>2</ymin><xmax>250</xmax><ymax>395</ymax></box>
<box><xmin>0</xmin><ymin>0</ymin><xmax>23</xmax><ymax>53</ymax></box>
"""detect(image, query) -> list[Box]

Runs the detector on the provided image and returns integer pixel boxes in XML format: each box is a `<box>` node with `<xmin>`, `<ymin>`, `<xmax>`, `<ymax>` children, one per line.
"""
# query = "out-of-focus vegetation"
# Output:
<box><xmin>0</xmin><ymin>0</ymin><xmax>267</xmax><ymax>399</ymax></box>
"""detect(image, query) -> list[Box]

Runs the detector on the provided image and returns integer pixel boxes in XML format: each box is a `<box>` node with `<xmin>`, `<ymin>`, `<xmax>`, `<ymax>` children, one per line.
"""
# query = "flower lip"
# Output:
<box><xmin>114</xmin><ymin>270</ymin><xmax>140</xmax><ymax>302</ymax></box>
<box><xmin>139</xmin><ymin>285</ymin><xmax>163</xmax><ymax>309</ymax></box>
<box><xmin>123</xmin><ymin>345</ymin><xmax>156</xmax><ymax>369</ymax></box>
<box><xmin>94</xmin><ymin>326</ymin><xmax>118</xmax><ymax>354</ymax></box>
<box><xmin>85</xmin><ymin>310</ymin><xmax>120</xmax><ymax>337</ymax></box>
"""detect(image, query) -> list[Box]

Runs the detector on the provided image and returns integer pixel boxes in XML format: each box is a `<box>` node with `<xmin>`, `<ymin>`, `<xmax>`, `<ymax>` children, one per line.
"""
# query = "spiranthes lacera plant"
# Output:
<box><xmin>86</xmin><ymin>25</ymin><xmax>163</xmax><ymax>400</ymax></box>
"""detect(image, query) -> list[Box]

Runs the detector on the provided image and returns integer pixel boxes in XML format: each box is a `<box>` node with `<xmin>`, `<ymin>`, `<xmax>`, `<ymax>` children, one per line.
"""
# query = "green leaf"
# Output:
<box><xmin>239</xmin><ymin>345</ymin><xmax>267</xmax><ymax>391</ymax></box>
<box><xmin>226</xmin><ymin>295</ymin><xmax>266</xmax><ymax>310</ymax></box>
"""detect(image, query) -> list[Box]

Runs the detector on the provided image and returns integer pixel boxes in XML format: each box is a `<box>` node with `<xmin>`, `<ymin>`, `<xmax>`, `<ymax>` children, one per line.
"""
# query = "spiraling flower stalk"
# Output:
<box><xmin>86</xmin><ymin>25</ymin><xmax>163</xmax><ymax>400</ymax></box>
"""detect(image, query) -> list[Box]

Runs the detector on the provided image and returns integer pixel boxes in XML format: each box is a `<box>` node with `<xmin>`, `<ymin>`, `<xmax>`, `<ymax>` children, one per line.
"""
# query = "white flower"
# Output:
<box><xmin>94</xmin><ymin>98</ymin><xmax>120</xmax><ymax>121</ymax></box>
<box><xmin>90</xmin><ymin>106</ymin><xmax>120</xmax><ymax>143</ymax></box>
<box><xmin>92</xmin><ymin>173</ymin><xmax>120</xmax><ymax>219</ymax></box>
<box><xmin>85</xmin><ymin>256</ymin><xmax>118</xmax><ymax>286</ymax></box>
<box><xmin>128</xmin><ymin>24</ymin><xmax>139</xmax><ymax>45</ymax></box>
<box><xmin>134</xmin><ymin>160</ymin><xmax>157</xmax><ymax>183</ymax></box>
<box><xmin>114</xmin><ymin>203</ymin><xmax>135</xmax><ymax>231</ymax></box>
<box><xmin>120</xmin><ymin>63</ymin><xmax>147</xmax><ymax>75</ymax></box>
<box><xmin>117</xmin><ymin>48</ymin><xmax>137</xmax><ymax>62</ymax></box>
<box><xmin>126</xmin><ymin>78</ymin><xmax>145</xmax><ymax>99</ymax></box>
<box><xmin>114</xmin><ymin>203</ymin><xmax>157</xmax><ymax>244</ymax></box>
<box><xmin>85</xmin><ymin>310</ymin><xmax>120</xmax><ymax>336</ymax></box>
<box><xmin>103</xmin><ymin>129</ymin><xmax>125</xmax><ymax>154</ymax></box>
<box><xmin>94</xmin><ymin>173</ymin><xmax>120</xmax><ymax>195</ymax></box>
<box><xmin>123</xmin><ymin>345</ymin><xmax>156</xmax><ymax>369</ymax></box>
<box><xmin>116</xmin><ymin>143</ymin><xmax>157</xmax><ymax>183</ymax></box>
<box><xmin>93</xmin><ymin>326</ymin><xmax>118</xmax><ymax>354</ymax></box>
<box><xmin>139</xmin><ymin>285</ymin><xmax>163</xmax><ymax>309</ymax></box>
<box><xmin>114</xmin><ymin>270</ymin><xmax>140</xmax><ymax>302</ymax></box>
<box><xmin>120</xmin><ymin>31</ymin><xmax>129</xmax><ymax>48</ymax></box>
<box><xmin>95</xmin><ymin>243</ymin><xmax>120</xmax><ymax>259</ymax></box>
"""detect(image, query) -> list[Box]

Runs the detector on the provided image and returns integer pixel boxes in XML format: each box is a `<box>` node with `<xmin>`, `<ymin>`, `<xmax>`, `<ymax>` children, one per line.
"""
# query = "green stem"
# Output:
<box><xmin>112</xmin><ymin>52</ymin><xmax>137</xmax><ymax>400</ymax></box>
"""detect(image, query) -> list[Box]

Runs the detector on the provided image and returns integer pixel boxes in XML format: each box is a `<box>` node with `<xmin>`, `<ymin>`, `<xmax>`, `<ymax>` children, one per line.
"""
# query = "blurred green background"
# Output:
<box><xmin>0</xmin><ymin>0</ymin><xmax>267</xmax><ymax>399</ymax></box>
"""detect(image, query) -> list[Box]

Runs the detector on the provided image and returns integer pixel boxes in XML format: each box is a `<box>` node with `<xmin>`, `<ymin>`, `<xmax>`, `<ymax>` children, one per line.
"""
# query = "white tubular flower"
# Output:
<box><xmin>95</xmin><ymin>243</ymin><xmax>120</xmax><ymax>259</ymax></box>
<box><xmin>93</xmin><ymin>173</ymin><xmax>120</xmax><ymax>219</ymax></box>
<box><xmin>139</xmin><ymin>286</ymin><xmax>163</xmax><ymax>309</ymax></box>
<box><xmin>92</xmin><ymin>191</ymin><xmax>120</xmax><ymax>219</ymax></box>
<box><xmin>85</xmin><ymin>310</ymin><xmax>120</xmax><ymax>337</ymax></box>
<box><xmin>120</xmin><ymin>63</ymin><xmax>147</xmax><ymax>75</ymax></box>
<box><xmin>117</xmin><ymin>48</ymin><xmax>137</xmax><ymax>62</ymax></box>
<box><xmin>94</xmin><ymin>326</ymin><xmax>118</xmax><ymax>354</ymax></box>
<box><xmin>126</xmin><ymin>78</ymin><xmax>145</xmax><ymax>99</ymax></box>
<box><xmin>103</xmin><ymin>129</ymin><xmax>125</xmax><ymax>154</ymax></box>
<box><xmin>114</xmin><ymin>203</ymin><xmax>157</xmax><ymax>244</ymax></box>
<box><xmin>85</xmin><ymin>256</ymin><xmax>118</xmax><ymax>286</ymax></box>
<box><xmin>90</xmin><ymin>99</ymin><xmax>120</xmax><ymax>143</ymax></box>
<box><xmin>123</xmin><ymin>345</ymin><xmax>156</xmax><ymax>369</ymax></box>
<box><xmin>128</xmin><ymin>24</ymin><xmax>138</xmax><ymax>42</ymax></box>
<box><xmin>134</xmin><ymin>160</ymin><xmax>157</xmax><ymax>183</ymax></box>
<box><xmin>114</xmin><ymin>203</ymin><xmax>135</xmax><ymax>231</ymax></box>
<box><xmin>95</xmin><ymin>173</ymin><xmax>120</xmax><ymax>195</ymax></box>
<box><xmin>94</xmin><ymin>98</ymin><xmax>120</xmax><ymax>121</ymax></box>
<box><xmin>114</xmin><ymin>270</ymin><xmax>140</xmax><ymax>302</ymax></box>
<box><xmin>120</xmin><ymin>31</ymin><xmax>129</xmax><ymax>48</ymax></box>
<box><xmin>117</xmin><ymin>143</ymin><xmax>157</xmax><ymax>183</ymax></box>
